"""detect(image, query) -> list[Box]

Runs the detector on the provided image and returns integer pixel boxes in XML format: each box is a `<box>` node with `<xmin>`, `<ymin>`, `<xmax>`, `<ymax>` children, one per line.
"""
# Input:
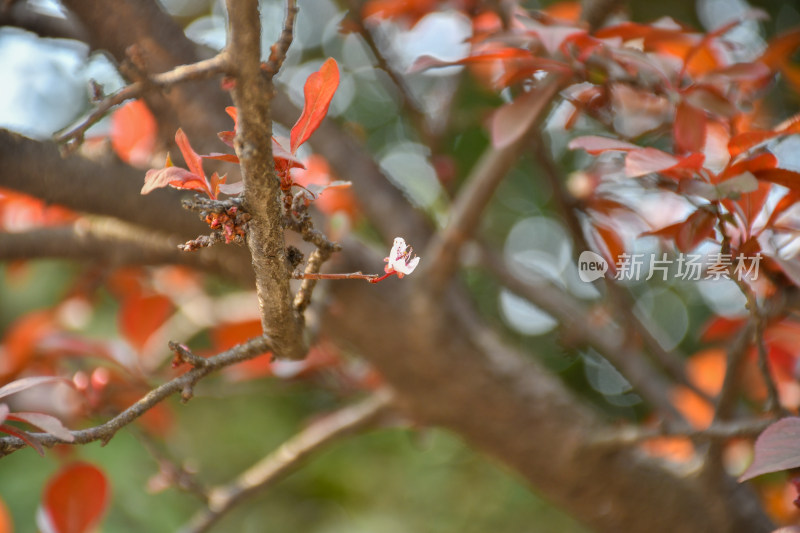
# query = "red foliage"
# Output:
<box><xmin>142</xmin><ymin>129</ymin><xmax>226</xmax><ymax>199</ymax></box>
<box><xmin>291</xmin><ymin>155</ymin><xmax>359</xmax><ymax>220</ymax></box>
<box><xmin>118</xmin><ymin>293</ymin><xmax>173</xmax><ymax>352</ymax></box>
<box><xmin>40</xmin><ymin>462</ymin><xmax>109</xmax><ymax>533</ymax></box>
<box><xmin>0</xmin><ymin>189</ymin><xmax>76</xmax><ymax>232</ymax></box>
<box><xmin>290</xmin><ymin>58</ymin><xmax>340</xmax><ymax>154</ymax></box>
<box><xmin>0</xmin><ymin>496</ymin><xmax>11</xmax><ymax>533</ymax></box>
<box><xmin>110</xmin><ymin>99</ymin><xmax>157</xmax><ymax>167</ymax></box>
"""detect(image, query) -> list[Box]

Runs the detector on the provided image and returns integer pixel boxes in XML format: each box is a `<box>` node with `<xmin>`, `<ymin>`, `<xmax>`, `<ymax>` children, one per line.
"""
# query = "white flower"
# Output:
<box><xmin>384</xmin><ymin>237</ymin><xmax>420</xmax><ymax>278</ymax></box>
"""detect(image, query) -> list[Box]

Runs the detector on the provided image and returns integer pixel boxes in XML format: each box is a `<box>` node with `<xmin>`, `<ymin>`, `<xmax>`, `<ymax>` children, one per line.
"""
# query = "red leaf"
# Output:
<box><xmin>272</xmin><ymin>138</ymin><xmax>305</xmax><ymax>173</ymax></box>
<box><xmin>728</xmin><ymin>115</ymin><xmax>800</xmax><ymax>157</ymax></box>
<box><xmin>0</xmin><ymin>311</ymin><xmax>57</xmax><ymax>382</ymax></box>
<box><xmin>523</xmin><ymin>20</ymin><xmax>586</xmax><ymax>56</ymax></box>
<box><xmin>683</xmin><ymin>86</ymin><xmax>737</xmax><ymax>118</ymax></box>
<box><xmin>674</xmin><ymin>101</ymin><xmax>706</xmax><ymax>154</ymax></box>
<box><xmin>291</xmin><ymin>154</ymin><xmax>358</xmax><ymax>219</ymax></box>
<box><xmin>590</xmin><ymin>220</ymin><xmax>625</xmax><ymax>273</ymax></box>
<box><xmin>755</xmin><ymin>168</ymin><xmax>800</xmax><ymax>192</ymax></box>
<box><xmin>644</xmin><ymin>209</ymin><xmax>717</xmax><ymax>252</ymax></box>
<box><xmin>203</xmin><ymin>153</ymin><xmax>239</xmax><ymax>164</ymax></box>
<box><xmin>290</xmin><ymin>58</ymin><xmax>340</xmax><ymax>154</ymax></box>
<box><xmin>7</xmin><ymin>412</ymin><xmax>73</xmax><ymax>441</ymax></box>
<box><xmin>764</xmin><ymin>191</ymin><xmax>800</xmax><ymax>230</ymax></box>
<box><xmin>110</xmin><ymin>100</ymin><xmax>157</xmax><ymax>167</ymax></box>
<box><xmin>0</xmin><ymin>495</ymin><xmax>12</xmax><ymax>533</ymax></box>
<box><xmin>174</xmin><ymin>129</ymin><xmax>205</xmax><ymax>180</ymax></box>
<box><xmin>0</xmin><ymin>424</ymin><xmax>44</xmax><ymax>456</ymax></box>
<box><xmin>0</xmin><ymin>376</ymin><xmax>70</xmax><ymax>401</ymax></box>
<box><xmin>41</xmin><ymin>462</ymin><xmax>110</xmax><ymax>533</ymax></box>
<box><xmin>568</xmin><ymin>135</ymin><xmax>639</xmax><ymax>154</ymax></box>
<box><xmin>212</xmin><ymin>319</ymin><xmax>273</xmax><ymax>382</ymax></box>
<box><xmin>701</xmin><ymin>316</ymin><xmax>747</xmax><ymax>342</ymax></box>
<box><xmin>740</xmin><ymin>418</ymin><xmax>800</xmax><ymax>481</ymax></box>
<box><xmin>491</xmin><ymin>86</ymin><xmax>552</xmax><ymax>149</ymax></box>
<box><xmin>119</xmin><ymin>293</ymin><xmax>173</xmax><ymax>352</ymax></box>
<box><xmin>722</xmin><ymin>181</ymin><xmax>770</xmax><ymax>226</ymax></box>
<box><xmin>723</xmin><ymin>152</ymin><xmax>779</xmax><ymax>179</ymax></box>
<box><xmin>142</xmin><ymin>164</ymin><xmax>213</xmax><ymax>198</ymax></box>
<box><xmin>217</xmin><ymin>107</ymin><xmax>239</xmax><ymax>148</ymax></box>
<box><xmin>625</xmin><ymin>148</ymin><xmax>679</xmax><ymax>178</ymax></box>
<box><xmin>626</xmin><ymin>149</ymin><xmax>704</xmax><ymax>179</ymax></box>
<box><xmin>225</xmin><ymin>106</ymin><xmax>238</xmax><ymax>128</ymax></box>
<box><xmin>728</xmin><ymin>130</ymin><xmax>778</xmax><ymax>157</ymax></box>
<box><xmin>677</xmin><ymin>209</ymin><xmax>717</xmax><ymax>252</ymax></box>
<box><xmin>218</xmin><ymin>131</ymin><xmax>235</xmax><ymax>147</ymax></box>
<box><xmin>760</xmin><ymin>28</ymin><xmax>800</xmax><ymax>71</ymax></box>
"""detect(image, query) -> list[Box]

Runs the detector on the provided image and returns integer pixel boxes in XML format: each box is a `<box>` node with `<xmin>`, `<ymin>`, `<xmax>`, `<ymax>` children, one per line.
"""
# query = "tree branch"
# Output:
<box><xmin>0</xmin><ymin>218</ymin><xmax>246</xmax><ymax>281</ymax></box>
<box><xmin>592</xmin><ymin>417</ymin><xmax>775</xmax><ymax>447</ymax></box>
<box><xmin>180</xmin><ymin>389</ymin><xmax>395</xmax><ymax>533</ymax></box>
<box><xmin>0</xmin><ymin>1</ymin><xmax>87</xmax><ymax>41</ymax></box>
<box><xmin>0</xmin><ymin>336</ymin><xmax>275</xmax><ymax>457</ymax></box>
<box><xmin>225</xmin><ymin>0</ymin><xmax>305</xmax><ymax>359</ymax></box>
<box><xmin>479</xmin><ymin>245</ymin><xmax>684</xmax><ymax>420</ymax></box>
<box><xmin>419</xmin><ymin>77</ymin><xmax>563</xmax><ymax>290</ymax></box>
<box><xmin>55</xmin><ymin>53</ymin><xmax>231</xmax><ymax>151</ymax></box>
<box><xmin>263</xmin><ymin>0</ymin><xmax>297</xmax><ymax>76</ymax></box>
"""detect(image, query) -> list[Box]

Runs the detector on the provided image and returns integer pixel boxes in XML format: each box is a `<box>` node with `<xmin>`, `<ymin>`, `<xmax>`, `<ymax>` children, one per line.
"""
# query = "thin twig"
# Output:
<box><xmin>346</xmin><ymin>1</ymin><xmax>426</xmax><ymax>129</ymax></box>
<box><xmin>179</xmin><ymin>389</ymin><xmax>395</xmax><ymax>533</ymax></box>
<box><xmin>264</xmin><ymin>0</ymin><xmax>298</xmax><ymax>76</ymax></box>
<box><xmin>0</xmin><ymin>335</ymin><xmax>275</xmax><ymax>456</ymax></box>
<box><xmin>54</xmin><ymin>53</ymin><xmax>230</xmax><ymax>151</ymax></box>
<box><xmin>420</xmin><ymin>76</ymin><xmax>563</xmax><ymax>290</ymax></box>
<box><xmin>0</xmin><ymin>218</ymin><xmax>248</xmax><ymax>282</ymax></box>
<box><xmin>287</xmin><ymin>201</ymin><xmax>342</xmax><ymax>315</ymax></box>
<box><xmin>529</xmin><ymin>131</ymin><xmax>703</xmax><ymax>397</ymax></box>
<box><xmin>592</xmin><ymin>417</ymin><xmax>775</xmax><ymax>448</ymax></box>
<box><xmin>134</xmin><ymin>427</ymin><xmax>210</xmax><ymax>502</ymax></box>
<box><xmin>478</xmin><ymin>244</ymin><xmax>685</xmax><ymax>421</ymax></box>
<box><xmin>702</xmin><ymin>322</ymin><xmax>755</xmax><ymax>475</ymax></box>
<box><xmin>292</xmin><ymin>271</ymin><xmax>379</xmax><ymax>282</ymax></box>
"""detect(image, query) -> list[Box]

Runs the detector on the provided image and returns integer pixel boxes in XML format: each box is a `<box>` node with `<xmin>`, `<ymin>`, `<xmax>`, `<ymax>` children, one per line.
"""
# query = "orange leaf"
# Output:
<box><xmin>174</xmin><ymin>129</ymin><xmax>206</xmax><ymax>179</ymax></box>
<box><xmin>674</xmin><ymin>101</ymin><xmax>706</xmax><ymax>154</ymax></box>
<box><xmin>686</xmin><ymin>348</ymin><xmax>726</xmax><ymax>397</ymax></box>
<box><xmin>0</xmin><ymin>495</ymin><xmax>12</xmax><ymax>533</ymax></box>
<box><xmin>644</xmin><ymin>208</ymin><xmax>717</xmax><ymax>252</ymax></box>
<box><xmin>141</xmin><ymin>165</ymin><xmax>213</xmax><ymax>197</ymax></box>
<box><xmin>119</xmin><ymin>294</ymin><xmax>173</xmax><ymax>352</ymax></box>
<box><xmin>212</xmin><ymin>320</ymin><xmax>273</xmax><ymax>381</ymax></box>
<box><xmin>568</xmin><ymin>135</ymin><xmax>639</xmax><ymax>154</ymax></box>
<box><xmin>671</xmin><ymin>386</ymin><xmax>713</xmax><ymax>429</ymax></box>
<box><xmin>754</xmin><ymin>168</ymin><xmax>800</xmax><ymax>192</ymax></box>
<box><xmin>676</xmin><ymin>208</ymin><xmax>716</xmax><ymax>252</ymax></box>
<box><xmin>290</xmin><ymin>58</ymin><xmax>339</xmax><ymax>154</ymax></box>
<box><xmin>491</xmin><ymin>86</ymin><xmax>552</xmax><ymax>149</ymax></box>
<box><xmin>0</xmin><ymin>311</ymin><xmax>56</xmax><ymax>382</ymax></box>
<box><xmin>110</xmin><ymin>100</ymin><xmax>157</xmax><ymax>167</ymax></box>
<box><xmin>590</xmin><ymin>220</ymin><xmax>625</xmax><ymax>274</ymax></box>
<box><xmin>624</xmin><ymin>148</ymin><xmax>680</xmax><ymax>178</ymax></box>
<box><xmin>760</xmin><ymin>28</ymin><xmax>800</xmax><ymax>70</ymax></box>
<box><xmin>41</xmin><ymin>462</ymin><xmax>109</xmax><ymax>533</ymax></box>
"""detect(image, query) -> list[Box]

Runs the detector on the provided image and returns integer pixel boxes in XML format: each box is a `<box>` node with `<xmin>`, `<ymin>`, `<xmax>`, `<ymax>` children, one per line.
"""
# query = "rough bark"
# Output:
<box><xmin>224</xmin><ymin>0</ymin><xmax>305</xmax><ymax>359</ymax></box>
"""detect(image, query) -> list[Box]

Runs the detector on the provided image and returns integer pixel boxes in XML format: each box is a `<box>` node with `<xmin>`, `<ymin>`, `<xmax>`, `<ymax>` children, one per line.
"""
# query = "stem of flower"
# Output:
<box><xmin>368</xmin><ymin>271</ymin><xmax>397</xmax><ymax>284</ymax></box>
<box><xmin>291</xmin><ymin>271</ymin><xmax>380</xmax><ymax>282</ymax></box>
